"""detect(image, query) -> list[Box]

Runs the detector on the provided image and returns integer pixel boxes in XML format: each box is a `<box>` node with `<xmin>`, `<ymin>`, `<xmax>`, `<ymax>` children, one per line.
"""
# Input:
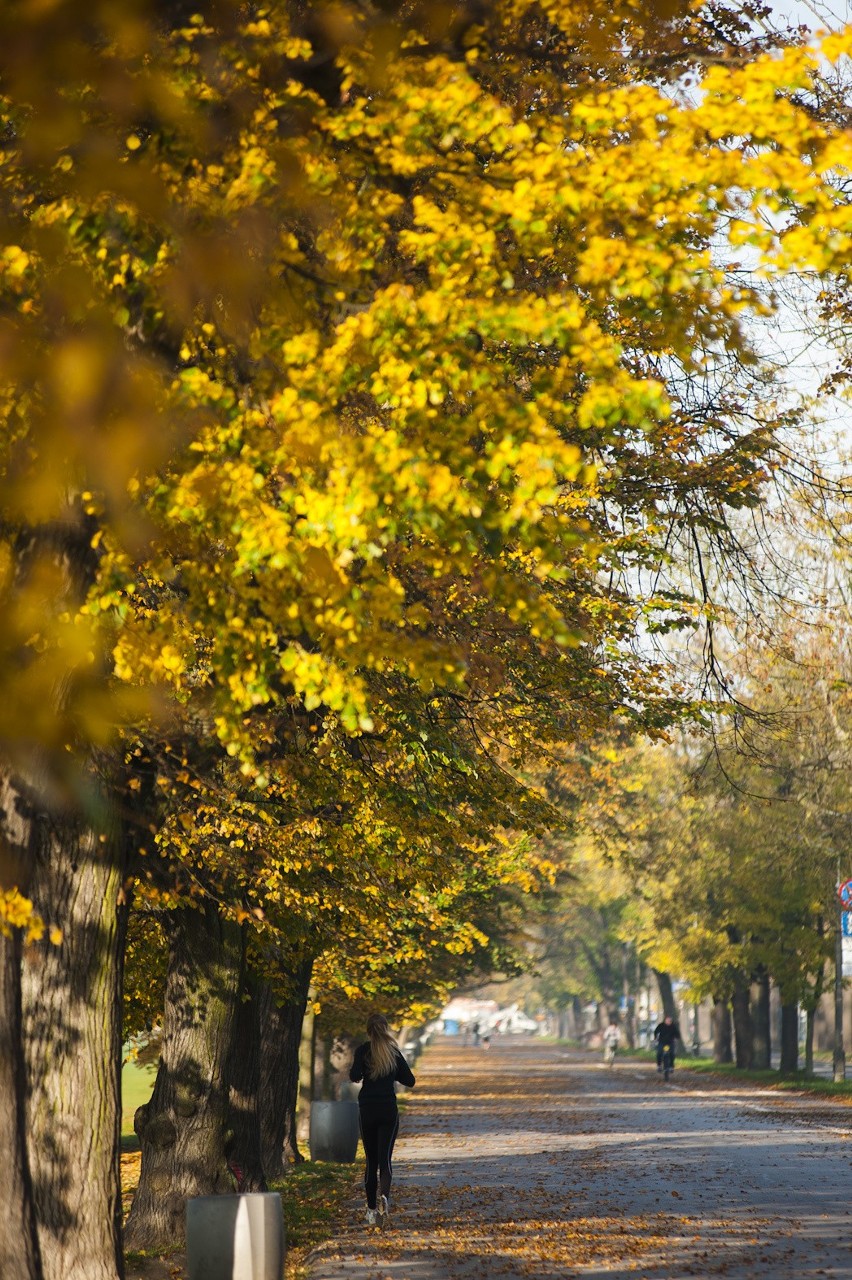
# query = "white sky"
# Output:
<box><xmin>770</xmin><ymin>0</ymin><xmax>850</xmax><ymax>29</ymax></box>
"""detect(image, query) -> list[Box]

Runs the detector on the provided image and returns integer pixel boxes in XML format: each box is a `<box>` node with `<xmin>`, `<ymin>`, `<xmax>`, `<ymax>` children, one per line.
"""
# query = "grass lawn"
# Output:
<box><xmin>679</xmin><ymin>1055</ymin><xmax>852</xmax><ymax>1099</ymax></box>
<box><xmin>122</xmin><ymin>1058</ymin><xmax>157</xmax><ymax>1144</ymax></box>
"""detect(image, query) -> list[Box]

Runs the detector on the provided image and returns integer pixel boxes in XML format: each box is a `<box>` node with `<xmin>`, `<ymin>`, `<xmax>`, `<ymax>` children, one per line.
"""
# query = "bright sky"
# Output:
<box><xmin>771</xmin><ymin>0</ymin><xmax>850</xmax><ymax>29</ymax></box>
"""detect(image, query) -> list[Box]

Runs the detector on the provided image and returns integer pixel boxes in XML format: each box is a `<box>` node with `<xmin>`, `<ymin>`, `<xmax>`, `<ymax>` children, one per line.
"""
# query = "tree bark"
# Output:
<box><xmin>226</xmin><ymin>938</ymin><xmax>267</xmax><ymax>1192</ymax></box>
<box><xmin>779</xmin><ymin>1002</ymin><xmax>799</xmax><ymax>1074</ymax></box>
<box><xmin>621</xmin><ymin>942</ymin><xmax>635</xmax><ymax>1048</ymax></box>
<box><xmin>751</xmin><ymin>970</ymin><xmax>771</xmax><ymax>1069</ymax></box>
<box><xmin>712</xmin><ymin>997</ymin><xmax>733</xmax><ymax>1064</ymax></box>
<box><xmin>259</xmin><ymin>956</ymin><xmax>312</xmax><ymax>1176</ymax></box>
<box><xmin>319</xmin><ymin>1032</ymin><xmax>334</xmax><ymax>1100</ymax></box>
<box><xmin>125</xmin><ymin>902</ymin><xmax>242</xmax><ymax>1252</ymax></box>
<box><xmin>297</xmin><ymin>990</ymin><xmax>316</xmax><ymax>1142</ymax></box>
<box><xmin>653</xmin><ymin>969</ymin><xmax>677</xmax><ymax>1020</ymax></box>
<box><xmin>0</xmin><ymin>926</ymin><xmax>43</xmax><ymax>1280</ymax></box>
<box><xmin>805</xmin><ymin>1007</ymin><xmax>815</xmax><ymax>1076</ymax></box>
<box><xmin>732</xmin><ymin>977</ymin><xmax>753</xmax><ymax>1069</ymax></box>
<box><xmin>21</xmin><ymin>800</ymin><xmax>127</xmax><ymax>1280</ymax></box>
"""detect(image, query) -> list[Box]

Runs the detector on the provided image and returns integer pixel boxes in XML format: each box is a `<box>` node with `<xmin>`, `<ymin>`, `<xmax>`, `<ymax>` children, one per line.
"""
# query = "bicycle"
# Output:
<box><xmin>659</xmin><ymin>1043</ymin><xmax>674</xmax><ymax>1082</ymax></box>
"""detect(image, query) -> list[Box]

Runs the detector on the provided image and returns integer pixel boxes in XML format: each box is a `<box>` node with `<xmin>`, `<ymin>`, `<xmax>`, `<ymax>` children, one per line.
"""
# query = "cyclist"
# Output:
<box><xmin>653</xmin><ymin>1014</ymin><xmax>681</xmax><ymax>1074</ymax></box>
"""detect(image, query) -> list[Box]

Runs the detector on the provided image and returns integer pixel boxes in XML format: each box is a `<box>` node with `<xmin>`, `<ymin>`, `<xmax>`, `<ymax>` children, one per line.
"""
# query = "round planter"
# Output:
<box><xmin>309</xmin><ymin>1099</ymin><xmax>360</xmax><ymax>1162</ymax></box>
<box><xmin>186</xmin><ymin>1192</ymin><xmax>285</xmax><ymax>1280</ymax></box>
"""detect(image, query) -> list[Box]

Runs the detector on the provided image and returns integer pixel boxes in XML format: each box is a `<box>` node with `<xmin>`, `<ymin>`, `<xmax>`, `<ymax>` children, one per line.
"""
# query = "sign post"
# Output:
<box><xmin>834</xmin><ymin>875</ymin><xmax>852</xmax><ymax>1082</ymax></box>
<box><xmin>842</xmin><ymin>909</ymin><xmax>852</xmax><ymax>980</ymax></box>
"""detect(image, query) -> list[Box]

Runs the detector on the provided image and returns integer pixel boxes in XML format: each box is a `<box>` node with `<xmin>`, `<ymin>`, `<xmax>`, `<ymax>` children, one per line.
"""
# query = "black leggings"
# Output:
<box><xmin>359</xmin><ymin>1100</ymin><xmax>400</xmax><ymax>1209</ymax></box>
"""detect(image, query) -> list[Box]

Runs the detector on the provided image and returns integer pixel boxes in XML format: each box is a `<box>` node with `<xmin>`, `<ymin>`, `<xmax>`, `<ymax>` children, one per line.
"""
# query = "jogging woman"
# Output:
<box><xmin>349</xmin><ymin>1013</ymin><xmax>416</xmax><ymax>1226</ymax></box>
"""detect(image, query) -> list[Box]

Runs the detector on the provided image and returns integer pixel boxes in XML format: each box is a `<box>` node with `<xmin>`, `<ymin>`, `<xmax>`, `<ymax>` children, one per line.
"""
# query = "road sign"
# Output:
<box><xmin>839</xmin><ymin>879</ymin><xmax>852</xmax><ymax>908</ymax></box>
<box><xmin>843</xmin><ymin>912</ymin><xmax>852</xmax><ymax>939</ymax></box>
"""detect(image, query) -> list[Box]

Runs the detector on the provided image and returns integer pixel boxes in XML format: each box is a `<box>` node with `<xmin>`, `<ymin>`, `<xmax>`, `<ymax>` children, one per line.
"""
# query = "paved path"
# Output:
<box><xmin>306</xmin><ymin>1038</ymin><xmax>852</xmax><ymax>1279</ymax></box>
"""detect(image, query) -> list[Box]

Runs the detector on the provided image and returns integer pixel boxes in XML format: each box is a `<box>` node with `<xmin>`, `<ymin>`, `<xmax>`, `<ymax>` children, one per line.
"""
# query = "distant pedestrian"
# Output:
<box><xmin>349</xmin><ymin>1013</ymin><xmax>416</xmax><ymax>1227</ymax></box>
<box><xmin>603</xmin><ymin>1020</ymin><xmax>620</xmax><ymax>1066</ymax></box>
<box><xmin>472</xmin><ymin>1020</ymin><xmax>480</xmax><ymax>1046</ymax></box>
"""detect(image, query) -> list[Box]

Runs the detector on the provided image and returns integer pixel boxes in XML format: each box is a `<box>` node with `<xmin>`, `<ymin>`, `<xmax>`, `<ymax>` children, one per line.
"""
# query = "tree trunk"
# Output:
<box><xmin>259</xmin><ymin>956</ymin><xmax>312</xmax><ymax>1176</ymax></box>
<box><xmin>0</xmin><ymin>926</ymin><xmax>43</xmax><ymax>1280</ymax></box>
<box><xmin>227</xmin><ymin>938</ymin><xmax>266</xmax><ymax>1192</ymax></box>
<box><xmin>732</xmin><ymin>978</ymin><xmax>753</xmax><ymax>1069</ymax></box>
<box><xmin>319</xmin><ymin>1033</ymin><xmax>334</xmax><ymax>1100</ymax></box>
<box><xmin>779</xmin><ymin>1002</ymin><xmax>799</xmax><ymax>1074</ymax></box>
<box><xmin>751</xmin><ymin>971</ymin><xmax>771</xmax><ymax>1069</ymax></box>
<box><xmin>1</xmin><ymin>490</ymin><xmax>123</xmax><ymax>1280</ymax></box>
<box><xmin>125</xmin><ymin>902</ymin><xmax>242</xmax><ymax>1252</ymax></box>
<box><xmin>712</xmin><ymin>998</ymin><xmax>733</xmax><ymax>1064</ymax></box>
<box><xmin>803</xmin><ymin>957</ymin><xmax>825</xmax><ymax>1078</ymax></box>
<box><xmin>297</xmin><ymin>991</ymin><xmax>316</xmax><ymax>1141</ymax></box>
<box><xmin>653</xmin><ymin>969</ymin><xmax>677</xmax><ymax>1020</ymax></box>
<box><xmin>21</xmin><ymin>803</ymin><xmax>127</xmax><ymax>1280</ymax></box>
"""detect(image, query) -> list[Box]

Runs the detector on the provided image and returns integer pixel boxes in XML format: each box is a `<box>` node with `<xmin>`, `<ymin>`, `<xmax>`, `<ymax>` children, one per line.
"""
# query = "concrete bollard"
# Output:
<box><xmin>186</xmin><ymin>1192</ymin><xmax>285</xmax><ymax>1280</ymax></box>
<box><xmin>309</xmin><ymin>1099</ymin><xmax>360</xmax><ymax>1162</ymax></box>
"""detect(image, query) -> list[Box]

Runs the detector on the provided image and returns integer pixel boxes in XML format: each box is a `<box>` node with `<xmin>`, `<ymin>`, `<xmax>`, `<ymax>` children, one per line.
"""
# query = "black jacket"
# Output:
<box><xmin>349</xmin><ymin>1043</ymin><xmax>416</xmax><ymax>1101</ymax></box>
<box><xmin>654</xmin><ymin>1021</ymin><xmax>680</xmax><ymax>1047</ymax></box>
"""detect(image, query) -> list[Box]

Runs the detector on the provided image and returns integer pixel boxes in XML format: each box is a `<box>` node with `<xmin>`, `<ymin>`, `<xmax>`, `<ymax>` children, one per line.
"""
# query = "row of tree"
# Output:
<box><xmin>522</xmin><ymin>511</ymin><xmax>852</xmax><ymax>1075</ymax></box>
<box><xmin>2</xmin><ymin>2</ymin><xmax>852</xmax><ymax>1279</ymax></box>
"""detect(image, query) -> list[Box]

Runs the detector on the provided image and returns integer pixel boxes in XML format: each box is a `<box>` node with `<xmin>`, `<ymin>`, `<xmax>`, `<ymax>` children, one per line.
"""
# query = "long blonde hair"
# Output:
<box><xmin>365</xmin><ymin>1013</ymin><xmax>398</xmax><ymax>1079</ymax></box>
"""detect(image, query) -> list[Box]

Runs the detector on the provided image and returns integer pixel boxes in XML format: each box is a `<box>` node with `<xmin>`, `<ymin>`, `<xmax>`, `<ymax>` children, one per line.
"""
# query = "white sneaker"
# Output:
<box><xmin>378</xmin><ymin>1195</ymin><xmax>389</xmax><ymax>1222</ymax></box>
<box><xmin>364</xmin><ymin>1207</ymin><xmax>377</xmax><ymax>1226</ymax></box>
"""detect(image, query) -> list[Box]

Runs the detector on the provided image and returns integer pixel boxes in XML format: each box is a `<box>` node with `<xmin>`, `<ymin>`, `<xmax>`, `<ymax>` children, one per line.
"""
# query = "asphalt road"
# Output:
<box><xmin>306</xmin><ymin>1038</ymin><xmax>852</xmax><ymax>1279</ymax></box>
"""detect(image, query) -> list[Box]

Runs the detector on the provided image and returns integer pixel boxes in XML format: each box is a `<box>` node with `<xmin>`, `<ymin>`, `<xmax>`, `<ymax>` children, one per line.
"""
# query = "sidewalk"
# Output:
<box><xmin>304</xmin><ymin>1035</ymin><xmax>852</xmax><ymax>1280</ymax></box>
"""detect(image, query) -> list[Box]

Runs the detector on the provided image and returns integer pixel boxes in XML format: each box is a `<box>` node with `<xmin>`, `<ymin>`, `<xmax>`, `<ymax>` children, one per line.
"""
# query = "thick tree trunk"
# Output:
<box><xmin>712</xmin><ymin>998</ymin><xmax>733</xmax><ymax>1064</ymax></box>
<box><xmin>779</xmin><ymin>1002</ymin><xmax>799</xmax><ymax>1074</ymax></box>
<box><xmin>0</xmin><ymin>926</ymin><xmax>43</xmax><ymax>1280</ymax></box>
<box><xmin>732</xmin><ymin>978</ymin><xmax>753</xmax><ymax>1069</ymax></box>
<box><xmin>2</xmin><ymin>495</ymin><xmax>123</xmax><ymax>1280</ymax></box>
<box><xmin>751</xmin><ymin>971</ymin><xmax>771</xmax><ymax>1069</ymax></box>
<box><xmin>125</xmin><ymin>903</ymin><xmax>242</xmax><ymax>1252</ymax></box>
<box><xmin>259</xmin><ymin>957</ymin><xmax>312</xmax><ymax>1176</ymax></box>
<box><xmin>653</xmin><ymin>969</ymin><xmax>677</xmax><ymax>1020</ymax></box>
<box><xmin>227</xmin><ymin>942</ymin><xmax>267</xmax><ymax>1192</ymax></box>
<box><xmin>21</xmin><ymin>804</ymin><xmax>127</xmax><ymax>1280</ymax></box>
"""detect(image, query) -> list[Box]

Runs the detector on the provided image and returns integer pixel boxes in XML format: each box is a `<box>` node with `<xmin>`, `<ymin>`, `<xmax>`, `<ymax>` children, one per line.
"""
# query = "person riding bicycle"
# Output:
<box><xmin>653</xmin><ymin>1015</ymin><xmax>681</xmax><ymax>1073</ymax></box>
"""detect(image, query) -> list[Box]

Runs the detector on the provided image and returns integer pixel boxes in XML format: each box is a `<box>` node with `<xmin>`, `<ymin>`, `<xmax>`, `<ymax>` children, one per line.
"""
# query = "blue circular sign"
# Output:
<box><xmin>839</xmin><ymin>879</ymin><xmax>852</xmax><ymax>907</ymax></box>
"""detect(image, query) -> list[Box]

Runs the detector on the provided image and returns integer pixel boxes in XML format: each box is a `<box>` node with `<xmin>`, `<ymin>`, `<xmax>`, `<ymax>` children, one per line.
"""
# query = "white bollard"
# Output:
<box><xmin>186</xmin><ymin>1192</ymin><xmax>285</xmax><ymax>1280</ymax></box>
